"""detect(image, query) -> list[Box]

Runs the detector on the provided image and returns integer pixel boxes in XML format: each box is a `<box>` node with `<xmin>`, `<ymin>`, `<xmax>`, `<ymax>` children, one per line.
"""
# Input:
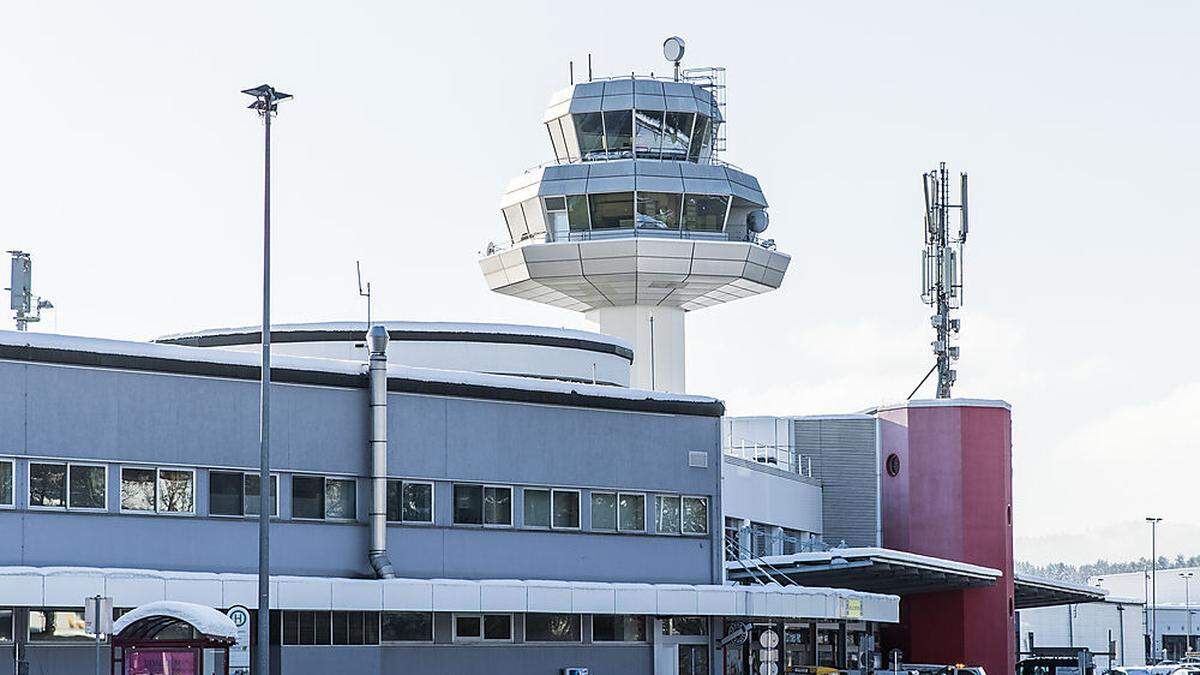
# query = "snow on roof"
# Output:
<box><xmin>112</xmin><ymin>600</ymin><xmax>237</xmax><ymax>640</ymax></box>
<box><xmin>158</xmin><ymin>320</ymin><xmax>632</xmax><ymax>350</ymax></box>
<box><xmin>0</xmin><ymin>330</ymin><xmax>717</xmax><ymax>408</ymax></box>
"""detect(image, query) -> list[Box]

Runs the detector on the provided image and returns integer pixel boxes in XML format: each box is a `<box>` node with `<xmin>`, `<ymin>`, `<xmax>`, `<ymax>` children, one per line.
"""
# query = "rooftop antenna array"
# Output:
<box><xmin>6</xmin><ymin>251</ymin><xmax>53</xmax><ymax>332</ymax></box>
<box><xmin>912</xmin><ymin>162</ymin><xmax>969</xmax><ymax>399</ymax></box>
<box><xmin>356</xmin><ymin>260</ymin><xmax>372</xmax><ymax>330</ymax></box>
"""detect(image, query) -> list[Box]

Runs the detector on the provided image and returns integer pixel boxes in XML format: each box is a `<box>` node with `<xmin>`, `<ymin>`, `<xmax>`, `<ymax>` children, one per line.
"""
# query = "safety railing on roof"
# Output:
<box><xmin>724</xmin><ymin>441</ymin><xmax>814</xmax><ymax>479</ymax></box>
<box><xmin>483</xmin><ymin>228</ymin><xmax>777</xmax><ymax>257</ymax></box>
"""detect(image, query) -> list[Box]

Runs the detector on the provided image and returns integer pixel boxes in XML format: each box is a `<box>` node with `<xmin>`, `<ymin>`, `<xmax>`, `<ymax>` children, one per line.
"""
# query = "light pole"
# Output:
<box><xmin>242</xmin><ymin>83</ymin><xmax>291</xmax><ymax>675</ymax></box>
<box><xmin>1147</xmin><ymin>517</ymin><xmax>1162</xmax><ymax>662</ymax></box>
<box><xmin>1182</xmin><ymin>571</ymin><xmax>1195</xmax><ymax>654</ymax></box>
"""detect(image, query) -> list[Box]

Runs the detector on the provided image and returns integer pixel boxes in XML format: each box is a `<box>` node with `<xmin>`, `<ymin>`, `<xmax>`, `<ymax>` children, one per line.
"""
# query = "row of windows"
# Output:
<box><xmin>545</xmin><ymin>111</ymin><xmax>714</xmax><ymax>163</ymax></box>
<box><xmin>0</xmin><ymin>607</ymin><xmax>703</xmax><ymax>645</ymax></box>
<box><xmin>536</xmin><ymin>192</ymin><xmax>731</xmax><ymax>237</ymax></box>
<box><xmin>0</xmin><ymin>460</ymin><xmax>707</xmax><ymax>534</ymax></box>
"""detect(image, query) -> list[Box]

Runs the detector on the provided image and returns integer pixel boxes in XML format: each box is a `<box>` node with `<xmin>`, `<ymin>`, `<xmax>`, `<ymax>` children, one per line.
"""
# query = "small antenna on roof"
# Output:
<box><xmin>7</xmin><ymin>251</ymin><xmax>53</xmax><ymax>332</ymax></box>
<box><xmin>588</xmin><ymin>53</ymin><xmax>593</xmax><ymax>82</ymax></box>
<box><xmin>356</xmin><ymin>260</ymin><xmax>372</xmax><ymax>331</ymax></box>
<box><xmin>569</xmin><ymin>60</ymin><xmax>574</xmax><ymax>85</ymax></box>
<box><xmin>663</xmin><ymin>36</ymin><xmax>686</xmax><ymax>81</ymax></box>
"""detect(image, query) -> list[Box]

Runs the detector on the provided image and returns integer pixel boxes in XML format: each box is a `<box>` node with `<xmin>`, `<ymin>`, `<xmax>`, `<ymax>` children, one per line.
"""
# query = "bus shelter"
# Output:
<box><xmin>111</xmin><ymin>601</ymin><xmax>237</xmax><ymax>675</ymax></box>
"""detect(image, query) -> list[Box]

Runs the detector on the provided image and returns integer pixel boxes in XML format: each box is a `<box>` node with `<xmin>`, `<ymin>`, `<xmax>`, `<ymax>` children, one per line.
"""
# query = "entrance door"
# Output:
<box><xmin>680</xmin><ymin>644</ymin><xmax>710</xmax><ymax>675</ymax></box>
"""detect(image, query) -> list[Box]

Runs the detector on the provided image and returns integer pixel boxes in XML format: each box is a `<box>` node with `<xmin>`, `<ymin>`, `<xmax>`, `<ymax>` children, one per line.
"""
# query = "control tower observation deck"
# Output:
<box><xmin>480</xmin><ymin>41</ymin><xmax>790</xmax><ymax>393</ymax></box>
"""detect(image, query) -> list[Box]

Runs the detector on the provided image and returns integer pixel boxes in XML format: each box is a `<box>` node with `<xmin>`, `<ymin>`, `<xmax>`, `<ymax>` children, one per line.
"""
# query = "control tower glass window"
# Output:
<box><xmin>634</xmin><ymin>110</ymin><xmax>665</xmax><ymax>158</ymax></box>
<box><xmin>662</xmin><ymin>112</ymin><xmax>694</xmax><ymax>161</ymax></box>
<box><xmin>682</xmin><ymin>194</ymin><xmax>729</xmax><ymax>232</ymax></box>
<box><xmin>589</xmin><ymin>192</ymin><xmax>635</xmax><ymax>229</ymax></box>
<box><xmin>603</xmin><ymin>110</ymin><xmax>633</xmax><ymax>158</ymax></box>
<box><xmin>688</xmin><ymin>115</ymin><xmax>710</xmax><ymax>162</ymax></box>
<box><xmin>636</xmin><ymin>192</ymin><xmax>681</xmax><ymax>230</ymax></box>
<box><xmin>545</xmin><ymin>119</ymin><xmax>569</xmax><ymax>163</ymax></box>
<box><xmin>574</xmin><ymin>113</ymin><xmax>605</xmax><ymax>160</ymax></box>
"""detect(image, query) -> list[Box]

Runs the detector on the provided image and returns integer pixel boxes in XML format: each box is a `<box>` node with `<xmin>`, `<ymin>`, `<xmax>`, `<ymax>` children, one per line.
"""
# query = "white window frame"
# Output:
<box><xmin>27</xmin><ymin>461</ymin><xmax>106</xmax><ymax>511</ymax></box>
<box><xmin>26</xmin><ymin>461</ymin><xmax>68</xmax><ymax>510</ymax></box>
<box><xmin>655</xmin><ymin>494</ymin><xmax>682</xmax><ymax>535</ymax></box>
<box><xmin>155</xmin><ymin>467</ymin><xmax>196</xmax><ymax>516</ymax></box>
<box><xmin>66</xmin><ymin>462</ymin><xmax>108</xmax><ymax>512</ymax></box>
<box><xmin>521</xmin><ymin>487</ymin><xmax>551</xmax><ymax>530</ymax></box>
<box><xmin>590</xmin><ymin>491</ymin><xmax>617</xmax><ymax>531</ymax></box>
<box><xmin>323</xmin><ymin>476</ymin><xmax>358</xmax><ymax>522</ymax></box>
<box><xmin>0</xmin><ymin>458</ymin><xmax>16</xmax><ymax>509</ymax></box>
<box><xmin>451</xmin><ymin>613</ymin><xmax>513</xmax><ymax>643</ymax></box>
<box><xmin>389</xmin><ymin>479</ymin><xmax>434</xmax><ymax>525</ymax></box>
<box><xmin>681</xmin><ymin>495</ymin><xmax>709</xmax><ymax>536</ymax></box>
<box><xmin>617</xmin><ymin>492</ymin><xmax>646</xmax><ymax>533</ymax></box>
<box><xmin>207</xmin><ymin>471</ymin><xmax>280</xmax><ymax>519</ymax></box>
<box><xmin>481</xmin><ymin>485</ymin><xmax>513</xmax><ymax>528</ymax></box>
<box><xmin>551</xmin><ymin>489</ymin><xmax>581</xmax><ymax>530</ymax></box>
<box><xmin>118</xmin><ymin>466</ymin><xmax>159</xmax><ymax>514</ymax></box>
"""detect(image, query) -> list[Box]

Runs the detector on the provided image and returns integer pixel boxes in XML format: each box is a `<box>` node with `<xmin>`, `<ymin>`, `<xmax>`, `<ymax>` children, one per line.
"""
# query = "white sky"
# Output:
<box><xmin>2</xmin><ymin>1</ymin><xmax>1196</xmax><ymax>565</ymax></box>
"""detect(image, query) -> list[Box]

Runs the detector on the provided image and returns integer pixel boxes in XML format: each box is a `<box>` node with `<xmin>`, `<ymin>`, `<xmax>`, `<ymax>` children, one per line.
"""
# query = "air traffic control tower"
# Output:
<box><xmin>480</xmin><ymin>38</ymin><xmax>790</xmax><ymax>392</ymax></box>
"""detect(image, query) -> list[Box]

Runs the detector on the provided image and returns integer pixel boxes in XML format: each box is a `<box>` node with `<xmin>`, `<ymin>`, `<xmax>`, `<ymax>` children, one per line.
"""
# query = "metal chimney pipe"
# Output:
<box><xmin>366</xmin><ymin>325</ymin><xmax>396</xmax><ymax>578</ymax></box>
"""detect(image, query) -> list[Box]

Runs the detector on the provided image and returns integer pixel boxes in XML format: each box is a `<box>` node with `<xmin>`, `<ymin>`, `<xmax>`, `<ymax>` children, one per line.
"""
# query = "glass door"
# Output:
<box><xmin>680</xmin><ymin>644</ymin><xmax>710</xmax><ymax>675</ymax></box>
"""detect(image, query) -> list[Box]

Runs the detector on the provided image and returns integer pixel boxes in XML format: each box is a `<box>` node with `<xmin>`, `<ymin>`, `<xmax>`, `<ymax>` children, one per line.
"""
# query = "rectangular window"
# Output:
<box><xmin>524</xmin><ymin>613</ymin><xmax>581</xmax><ymax>642</ymax></box>
<box><xmin>662</xmin><ymin>111</ymin><xmax>694</xmax><ymax>161</ymax></box>
<box><xmin>157</xmin><ymin>469</ymin><xmax>195</xmax><ymax>514</ymax></box>
<box><xmin>380</xmin><ymin>612</ymin><xmax>433</xmax><ymax>642</ymax></box>
<box><xmin>681</xmin><ymin>194</ymin><xmax>729</xmax><ymax>232</ymax></box>
<box><xmin>662</xmin><ymin>616</ymin><xmax>708</xmax><ymax>636</ymax></box>
<box><xmin>120</xmin><ymin>467</ymin><xmax>156</xmax><ymax>512</ymax></box>
<box><xmin>455</xmin><ymin>484</ymin><xmax>510</xmax><ymax>526</ymax></box>
<box><xmin>655</xmin><ymin>495</ymin><xmax>682</xmax><ymax>534</ymax></box>
<box><xmin>281</xmin><ymin>611</ymin><xmax>331</xmax><ymax>646</ymax></box>
<box><xmin>523</xmin><ymin>488</ymin><xmax>550</xmax><ymax>528</ymax></box>
<box><xmin>292</xmin><ymin>475</ymin><xmax>325</xmax><ymax>520</ymax></box>
<box><xmin>325</xmin><ymin>478</ymin><xmax>356</xmax><ymax>520</ymax></box>
<box><xmin>331</xmin><ymin>611</ymin><xmax>378</xmax><ymax>646</ymax></box>
<box><xmin>618</xmin><ymin>493</ymin><xmax>645</xmax><ymax>532</ymax></box>
<box><xmin>589</xmin><ymin>192</ymin><xmax>635</xmax><ymax>230</ymax></box>
<box><xmin>602</xmin><ymin>110</ymin><xmax>632</xmax><ymax>158</ymax></box>
<box><xmin>544</xmin><ymin>197</ymin><xmax>569</xmax><ymax>241</ymax></box>
<box><xmin>636</xmin><ymin>192</ymin><xmax>682</xmax><ymax>230</ymax></box>
<box><xmin>573</xmin><ymin>112</ymin><xmax>605</xmax><ymax>160</ymax></box>
<box><xmin>688</xmin><ymin>115</ymin><xmax>710</xmax><ymax>162</ymax></box>
<box><xmin>682</xmin><ymin>496</ymin><xmax>709</xmax><ymax>535</ymax></box>
<box><xmin>29</xmin><ymin>608</ymin><xmax>101</xmax><ymax>642</ymax></box>
<box><xmin>0</xmin><ymin>460</ymin><xmax>12</xmax><ymax>507</ymax></box>
<box><xmin>453</xmin><ymin>614</ymin><xmax>511</xmax><ymax>642</ymax></box>
<box><xmin>68</xmin><ymin>464</ymin><xmax>107</xmax><ymax>510</ymax></box>
<box><xmin>566</xmin><ymin>195</ymin><xmax>590</xmax><ymax>232</ymax></box>
<box><xmin>28</xmin><ymin>462</ymin><xmax>66</xmax><ymax>508</ymax></box>
<box><xmin>592</xmin><ymin>614</ymin><xmax>646</xmax><ymax>642</ymax></box>
<box><xmin>782</xmin><ymin>527</ymin><xmax>807</xmax><ymax>555</ymax></box>
<box><xmin>210</xmin><ymin>472</ymin><xmax>278</xmax><ymax>517</ymax></box>
<box><xmin>386</xmin><ymin>480</ymin><xmax>433</xmax><ymax>523</ymax></box>
<box><xmin>634</xmin><ymin>109</ymin><xmax>665</xmax><ymax>158</ymax></box>
<box><xmin>552</xmin><ymin>489</ymin><xmax>579</xmax><ymax>529</ymax></box>
<box><xmin>0</xmin><ymin>608</ymin><xmax>11</xmax><ymax>642</ymax></box>
<box><xmin>591</xmin><ymin>492</ymin><xmax>617</xmax><ymax>531</ymax></box>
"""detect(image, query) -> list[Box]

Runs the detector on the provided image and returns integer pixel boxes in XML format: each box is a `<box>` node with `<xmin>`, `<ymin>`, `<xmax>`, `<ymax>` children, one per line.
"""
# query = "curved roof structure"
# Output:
<box><xmin>113</xmin><ymin>600</ymin><xmax>237</xmax><ymax>644</ymax></box>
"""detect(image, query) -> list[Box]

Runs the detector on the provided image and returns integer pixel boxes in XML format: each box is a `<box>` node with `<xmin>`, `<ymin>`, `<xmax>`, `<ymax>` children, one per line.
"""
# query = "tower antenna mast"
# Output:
<box><xmin>919</xmin><ymin>162</ymin><xmax>969</xmax><ymax>398</ymax></box>
<box><xmin>356</xmin><ymin>260</ymin><xmax>372</xmax><ymax>330</ymax></box>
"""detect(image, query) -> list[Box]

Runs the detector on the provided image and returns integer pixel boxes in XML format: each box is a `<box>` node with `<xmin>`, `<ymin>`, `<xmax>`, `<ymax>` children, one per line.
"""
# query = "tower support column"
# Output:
<box><xmin>586</xmin><ymin>305</ymin><xmax>685</xmax><ymax>392</ymax></box>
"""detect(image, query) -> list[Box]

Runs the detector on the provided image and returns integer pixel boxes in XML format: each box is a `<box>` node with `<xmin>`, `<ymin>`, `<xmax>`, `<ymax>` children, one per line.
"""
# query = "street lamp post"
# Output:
<box><xmin>1147</xmin><ymin>517</ymin><xmax>1163</xmax><ymax>662</ymax></box>
<box><xmin>242</xmin><ymin>83</ymin><xmax>292</xmax><ymax>675</ymax></box>
<box><xmin>1182</xmin><ymin>571</ymin><xmax>1195</xmax><ymax>654</ymax></box>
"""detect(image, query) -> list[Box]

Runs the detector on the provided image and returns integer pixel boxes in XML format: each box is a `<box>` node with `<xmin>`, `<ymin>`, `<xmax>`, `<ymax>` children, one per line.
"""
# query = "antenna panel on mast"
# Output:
<box><xmin>917</xmin><ymin>163</ymin><xmax>969</xmax><ymax>398</ymax></box>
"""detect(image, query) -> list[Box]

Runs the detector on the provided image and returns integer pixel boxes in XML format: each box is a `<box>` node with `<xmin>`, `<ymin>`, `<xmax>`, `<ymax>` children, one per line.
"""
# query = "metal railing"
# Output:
<box><xmin>483</xmin><ymin>228</ymin><xmax>776</xmax><ymax>256</ymax></box>
<box><xmin>724</xmin><ymin>441</ymin><xmax>814</xmax><ymax>478</ymax></box>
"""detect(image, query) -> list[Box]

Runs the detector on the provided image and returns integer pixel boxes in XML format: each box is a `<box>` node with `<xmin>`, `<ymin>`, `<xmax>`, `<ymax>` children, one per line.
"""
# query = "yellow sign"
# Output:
<box><xmin>843</xmin><ymin>598</ymin><xmax>863</xmax><ymax>618</ymax></box>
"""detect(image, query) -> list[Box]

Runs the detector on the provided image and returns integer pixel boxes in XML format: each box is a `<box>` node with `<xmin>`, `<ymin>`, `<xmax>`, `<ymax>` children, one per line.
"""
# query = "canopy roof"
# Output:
<box><xmin>113</xmin><ymin>601</ymin><xmax>236</xmax><ymax>646</ymax></box>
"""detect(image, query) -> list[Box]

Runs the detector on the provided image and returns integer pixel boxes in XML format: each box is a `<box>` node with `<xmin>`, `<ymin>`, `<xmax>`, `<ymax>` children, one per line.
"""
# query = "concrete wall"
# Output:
<box><xmin>721</xmin><ymin>456</ymin><xmax>822</xmax><ymax>535</ymax></box>
<box><xmin>0</xmin><ymin>358</ymin><xmax>722</xmax><ymax>584</ymax></box>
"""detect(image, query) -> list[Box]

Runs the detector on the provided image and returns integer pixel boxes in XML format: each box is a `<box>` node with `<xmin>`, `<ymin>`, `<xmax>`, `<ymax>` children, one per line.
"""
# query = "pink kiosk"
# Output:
<box><xmin>110</xmin><ymin>601</ymin><xmax>237</xmax><ymax>675</ymax></box>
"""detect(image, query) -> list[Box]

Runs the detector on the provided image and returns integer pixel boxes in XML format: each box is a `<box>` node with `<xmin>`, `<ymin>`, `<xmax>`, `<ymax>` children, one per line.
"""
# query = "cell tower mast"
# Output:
<box><xmin>921</xmin><ymin>162</ymin><xmax>968</xmax><ymax>398</ymax></box>
<box><xmin>7</xmin><ymin>251</ymin><xmax>53</xmax><ymax>332</ymax></box>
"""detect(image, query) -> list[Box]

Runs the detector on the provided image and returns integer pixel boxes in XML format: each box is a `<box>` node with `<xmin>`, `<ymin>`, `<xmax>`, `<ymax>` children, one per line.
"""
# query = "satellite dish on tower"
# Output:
<box><xmin>663</xmin><ymin>36</ymin><xmax>686</xmax><ymax>79</ymax></box>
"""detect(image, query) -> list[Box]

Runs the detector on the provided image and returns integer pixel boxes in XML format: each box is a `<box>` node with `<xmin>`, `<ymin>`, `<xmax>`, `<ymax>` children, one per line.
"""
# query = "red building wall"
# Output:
<box><xmin>877</xmin><ymin>401</ymin><xmax>1014</xmax><ymax>675</ymax></box>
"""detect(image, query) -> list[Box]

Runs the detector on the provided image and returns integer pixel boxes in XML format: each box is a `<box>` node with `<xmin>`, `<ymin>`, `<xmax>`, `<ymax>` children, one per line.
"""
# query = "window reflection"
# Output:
<box><xmin>573</xmin><ymin>113</ymin><xmax>605</xmax><ymax>160</ymax></box>
<box><xmin>634</xmin><ymin>110</ymin><xmax>664</xmax><ymax>158</ymax></box>
<box><xmin>662</xmin><ymin>112</ymin><xmax>694</xmax><ymax>161</ymax></box>
<box><xmin>636</xmin><ymin>192</ymin><xmax>681</xmax><ymax>230</ymax></box>
<box><xmin>566</xmin><ymin>196</ymin><xmax>590</xmax><ymax>231</ymax></box>
<box><xmin>682</xmin><ymin>194</ymin><xmax>729</xmax><ymax>232</ymax></box>
<box><xmin>688</xmin><ymin>115</ymin><xmax>710</xmax><ymax>162</ymax></box>
<box><xmin>157</xmin><ymin>470</ymin><xmax>194</xmax><ymax>513</ymax></box>
<box><xmin>29</xmin><ymin>463</ymin><xmax>66</xmax><ymax>508</ymax></box>
<box><xmin>120</xmin><ymin>468</ymin><xmax>156</xmax><ymax>511</ymax></box>
<box><xmin>602</xmin><ymin>110</ymin><xmax>632</xmax><ymax>158</ymax></box>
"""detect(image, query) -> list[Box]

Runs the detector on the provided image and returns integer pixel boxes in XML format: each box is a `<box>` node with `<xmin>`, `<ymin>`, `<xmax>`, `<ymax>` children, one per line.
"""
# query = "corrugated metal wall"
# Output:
<box><xmin>794</xmin><ymin>417</ymin><xmax>879</xmax><ymax>547</ymax></box>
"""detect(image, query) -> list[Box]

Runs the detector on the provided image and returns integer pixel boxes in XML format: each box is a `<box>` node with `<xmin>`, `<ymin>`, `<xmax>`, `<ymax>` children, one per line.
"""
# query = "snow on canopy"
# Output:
<box><xmin>113</xmin><ymin>601</ymin><xmax>237</xmax><ymax>640</ymax></box>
